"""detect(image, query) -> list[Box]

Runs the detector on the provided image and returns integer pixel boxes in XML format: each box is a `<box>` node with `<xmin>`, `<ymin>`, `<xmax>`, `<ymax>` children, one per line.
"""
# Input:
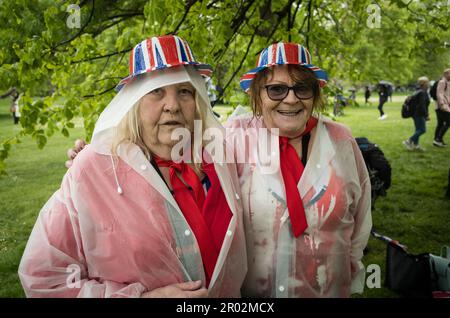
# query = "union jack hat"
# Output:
<box><xmin>117</xmin><ymin>35</ymin><xmax>213</xmax><ymax>91</ymax></box>
<box><xmin>239</xmin><ymin>42</ymin><xmax>328</xmax><ymax>92</ymax></box>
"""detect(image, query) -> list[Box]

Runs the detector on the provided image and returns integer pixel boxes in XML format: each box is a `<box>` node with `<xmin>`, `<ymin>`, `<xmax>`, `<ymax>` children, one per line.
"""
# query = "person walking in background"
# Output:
<box><xmin>387</xmin><ymin>84</ymin><xmax>393</xmax><ymax>102</ymax></box>
<box><xmin>433</xmin><ymin>69</ymin><xmax>450</xmax><ymax>148</ymax></box>
<box><xmin>364</xmin><ymin>86</ymin><xmax>371</xmax><ymax>104</ymax></box>
<box><xmin>377</xmin><ymin>83</ymin><xmax>389</xmax><ymax>120</ymax></box>
<box><xmin>403</xmin><ymin>77</ymin><xmax>430</xmax><ymax>152</ymax></box>
<box><xmin>0</xmin><ymin>87</ymin><xmax>21</xmax><ymax>124</ymax></box>
<box><xmin>348</xmin><ymin>88</ymin><xmax>356</xmax><ymax>102</ymax></box>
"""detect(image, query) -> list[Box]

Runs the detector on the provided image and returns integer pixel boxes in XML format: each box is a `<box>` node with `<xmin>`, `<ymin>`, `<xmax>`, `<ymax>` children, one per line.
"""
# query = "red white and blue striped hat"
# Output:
<box><xmin>117</xmin><ymin>35</ymin><xmax>213</xmax><ymax>91</ymax></box>
<box><xmin>239</xmin><ymin>42</ymin><xmax>328</xmax><ymax>92</ymax></box>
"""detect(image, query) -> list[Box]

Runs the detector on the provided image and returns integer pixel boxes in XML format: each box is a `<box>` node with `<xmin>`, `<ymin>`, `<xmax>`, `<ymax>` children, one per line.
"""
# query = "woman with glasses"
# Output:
<box><xmin>64</xmin><ymin>40</ymin><xmax>372</xmax><ymax>298</ymax></box>
<box><xmin>227</xmin><ymin>42</ymin><xmax>372</xmax><ymax>297</ymax></box>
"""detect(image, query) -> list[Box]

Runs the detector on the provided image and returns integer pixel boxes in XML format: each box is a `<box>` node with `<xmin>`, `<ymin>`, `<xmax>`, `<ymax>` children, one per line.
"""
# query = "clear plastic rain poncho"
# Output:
<box><xmin>18</xmin><ymin>66</ymin><xmax>247</xmax><ymax>298</ymax></box>
<box><xmin>225</xmin><ymin>114</ymin><xmax>372</xmax><ymax>298</ymax></box>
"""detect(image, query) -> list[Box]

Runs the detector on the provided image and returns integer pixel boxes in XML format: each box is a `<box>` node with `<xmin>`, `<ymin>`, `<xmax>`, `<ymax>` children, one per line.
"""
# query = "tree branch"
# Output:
<box><xmin>298</xmin><ymin>9</ymin><xmax>308</xmax><ymax>34</ymax></box>
<box><xmin>213</xmin><ymin>1</ymin><xmax>257</xmax><ymax>62</ymax></box>
<box><xmin>171</xmin><ymin>0</ymin><xmax>198</xmax><ymax>34</ymax></box>
<box><xmin>71</xmin><ymin>47</ymin><xmax>132</xmax><ymax>64</ymax></box>
<box><xmin>288</xmin><ymin>1</ymin><xmax>291</xmax><ymax>41</ymax></box>
<box><xmin>82</xmin><ymin>84</ymin><xmax>116</xmax><ymax>98</ymax></box>
<box><xmin>206</xmin><ymin>0</ymin><xmax>222</xmax><ymax>9</ymax></box>
<box><xmin>105</xmin><ymin>12</ymin><xmax>144</xmax><ymax>20</ymax></box>
<box><xmin>289</xmin><ymin>0</ymin><xmax>302</xmax><ymax>41</ymax></box>
<box><xmin>219</xmin><ymin>24</ymin><xmax>260</xmax><ymax>101</ymax></box>
<box><xmin>91</xmin><ymin>13</ymin><xmax>143</xmax><ymax>38</ymax></box>
<box><xmin>53</xmin><ymin>0</ymin><xmax>96</xmax><ymax>49</ymax></box>
<box><xmin>216</xmin><ymin>0</ymin><xmax>295</xmax><ymax>96</ymax></box>
<box><xmin>99</xmin><ymin>55</ymin><xmax>111</xmax><ymax>75</ymax></box>
<box><xmin>306</xmin><ymin>0</ymin><xmax>313</xmax><ymax>50</ymax></box>
<box><xmin>265</xmin><ymin>1</ymin><xmax>297</xmax><ymax>44</ymax></box>
<box><xmin>95</xmin><ymin>76</ymin><xmax>123</xmax><ymax>83</ymax></box>
<box><xmin>266</xmin><ymin>18</ymin><xmax>284</xmax><ymax>45</ymax></box>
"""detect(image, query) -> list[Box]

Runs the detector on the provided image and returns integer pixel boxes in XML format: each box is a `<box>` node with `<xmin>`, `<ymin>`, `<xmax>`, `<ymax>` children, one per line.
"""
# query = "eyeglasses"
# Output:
<box><xmin>264</xmin><ymin>84</ymin><xmax>316</xmax><ymax>101</ymax></box>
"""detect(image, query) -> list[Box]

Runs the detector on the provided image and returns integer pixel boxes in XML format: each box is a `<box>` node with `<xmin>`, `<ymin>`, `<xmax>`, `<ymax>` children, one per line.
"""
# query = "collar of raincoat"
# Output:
<box><xmin>91</xmin><ymin>66</ymin><xmax>224</xmax><ymax>156</ymax></box>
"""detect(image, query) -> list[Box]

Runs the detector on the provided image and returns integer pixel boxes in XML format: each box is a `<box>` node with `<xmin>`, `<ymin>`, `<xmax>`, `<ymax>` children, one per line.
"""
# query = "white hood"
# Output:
<box><xmin>91</xmin><ymin>66</ymin><xmax>223</xmax><ymax>155</ymax></box>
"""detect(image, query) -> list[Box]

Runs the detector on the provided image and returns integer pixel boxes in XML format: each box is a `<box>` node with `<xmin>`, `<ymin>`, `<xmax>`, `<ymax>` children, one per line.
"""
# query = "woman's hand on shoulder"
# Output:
<box><xmin>141</xmin><ymin>280</ymin><xmax>208</xmax><ymax>298</ymax></box>
<box><xmin>65</xmin><ymin>139</ymin><xmax>87</xmax><ymax>168</ymax></box>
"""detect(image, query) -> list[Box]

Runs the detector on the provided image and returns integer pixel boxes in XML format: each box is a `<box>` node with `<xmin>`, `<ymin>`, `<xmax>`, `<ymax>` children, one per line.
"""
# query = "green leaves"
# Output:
<box><xmin>0</xmin><ymin>0</ymin><xmax>449</xmax><ymax>174</ymax></box>
<box><xmin>35</xmin><ymin>133</ymin><xmax>47</xmax><ymax>149</ymax></box>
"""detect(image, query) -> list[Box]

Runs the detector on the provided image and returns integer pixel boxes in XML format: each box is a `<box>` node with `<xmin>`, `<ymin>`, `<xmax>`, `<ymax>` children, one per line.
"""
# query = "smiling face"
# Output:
<box><xmin>139</xmin><ymin>82</ymin><xmax>197</xmax><ymax>154</ymax></box>
<box><xmin>253</xmin><ymin>65</ymin><xmax>319</xmax><ymax>138</ymax></box>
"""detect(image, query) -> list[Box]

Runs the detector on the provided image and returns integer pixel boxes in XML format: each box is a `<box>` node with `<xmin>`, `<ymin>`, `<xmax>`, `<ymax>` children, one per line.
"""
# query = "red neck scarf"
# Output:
<box><xmin>153</xmin><ymin>156</ymin><xmax>232</xmax><ymax>286</ymax></box>
<box><xmin>279</xmin><ymin>117</ymin><xmax>318</xmax><ymax>237</ymax></box>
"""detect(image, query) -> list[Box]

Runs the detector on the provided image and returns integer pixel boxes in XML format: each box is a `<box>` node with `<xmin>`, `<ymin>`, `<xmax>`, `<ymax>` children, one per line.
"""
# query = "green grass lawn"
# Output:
<box><xmin>0</xmin><ymin>95</ymin><xmax>449</xmax><ymax>298</ymax></box>
<box><xmin>336</xmin><ymin>95</ymin><xmax>450</xmax><ymax>297</ymax></box>
<box><xmin>0</xmin><ymin>99</ymin><xmax>86</xmax><ymax>297</ymax></box>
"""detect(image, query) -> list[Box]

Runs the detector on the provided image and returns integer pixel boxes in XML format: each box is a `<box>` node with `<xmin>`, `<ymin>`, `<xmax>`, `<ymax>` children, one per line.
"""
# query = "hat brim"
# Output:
<box><xmin>239</xmin><ymin>63</ymin><xmax>328</xmax><ymax>92</ymax></box>
<box><xmin>116</xmin><ymin>62</ymin><xmax>213</xmax><ymax>91</ymax></box>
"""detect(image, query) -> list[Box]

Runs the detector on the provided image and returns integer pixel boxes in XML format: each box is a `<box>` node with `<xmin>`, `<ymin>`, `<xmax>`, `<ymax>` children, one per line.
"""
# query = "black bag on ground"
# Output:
<box><xmin>385</xmin><ymin>241</ymin><xmax>434</xmax><ymax>297</ymax></box>
<box><xmin>355</xmin><ymin>137</ymin><xmax>392</xmax><ymax>208</ymax></box>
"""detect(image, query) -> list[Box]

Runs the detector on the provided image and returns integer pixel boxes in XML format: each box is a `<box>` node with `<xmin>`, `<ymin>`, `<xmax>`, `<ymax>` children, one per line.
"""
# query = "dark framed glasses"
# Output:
<box><xmin>264</xmin><ymin>84</ymin><xmax>316</xmax><ymax>101</ymax></box>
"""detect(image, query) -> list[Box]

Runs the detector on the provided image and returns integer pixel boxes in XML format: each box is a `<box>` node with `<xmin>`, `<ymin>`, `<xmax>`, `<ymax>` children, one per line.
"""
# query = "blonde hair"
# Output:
<box><xmin>111</xmin><ymin>99</ymin><xmax>147</xmax><ymax>158</ymax></box>
<box><xmin>111</xmin><ymin>91</ymin><xmax>206</xmax><ymax>169</ymax></box>
<box><xmin>417</xmin><ymin>76</ymin><xmax>429</xmax><ymax>88</ymax></box>
<box><xmin>444</xmin><ymin>69</ymin><xmax>450</xmax><ymax>77</ymax></box>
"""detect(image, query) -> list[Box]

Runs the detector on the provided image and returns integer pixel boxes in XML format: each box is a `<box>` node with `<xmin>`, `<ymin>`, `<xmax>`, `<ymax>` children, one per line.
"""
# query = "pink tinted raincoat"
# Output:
<box><xmin>18</xmin><ymin>67</ymin><xmax>247</xmax><ymax>298</ymax></box>
<box><xmin>225</xmin><ymin>114</ymin><xmax>372</xmax><ymax>298</ymax></box>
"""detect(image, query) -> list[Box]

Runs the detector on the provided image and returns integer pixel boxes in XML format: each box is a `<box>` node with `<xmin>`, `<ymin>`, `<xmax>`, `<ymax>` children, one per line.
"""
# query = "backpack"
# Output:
<box><xmin>401</xmin><ymin>93</ymin><xmax>417</xmax><ymax>118</ymax></box>
<box><xmin>355</xmin><ymin>137</ymin><xmax>392</xmax><ymax>209</ymax></box>
<box><xmin>430</xmin><ymin>80</ymin><xmax>439</xmax><ymax>100</ymax></box>
<box><xmin>430</xmin><ymin>79</ymin><xmax>448</xmax><ymax>101</ymax></box>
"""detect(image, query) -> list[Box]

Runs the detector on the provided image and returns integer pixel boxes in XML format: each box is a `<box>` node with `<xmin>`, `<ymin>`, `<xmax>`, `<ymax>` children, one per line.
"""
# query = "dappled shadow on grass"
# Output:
<box><xmin>0</xmin><ymin>113</ymin><xmax>12</xmax><ymax>121</ymax></box>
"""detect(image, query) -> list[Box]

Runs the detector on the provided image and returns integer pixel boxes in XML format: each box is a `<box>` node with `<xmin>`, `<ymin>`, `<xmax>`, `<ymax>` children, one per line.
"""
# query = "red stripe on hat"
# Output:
<box><xmin>159</xmin><ymin>36</ymin><xmax>178</xmax><ymax>66</ymax></box>
<box><xmin>199</xmin><ymin>69</ymin><xmax>211</xmax><ymax>77</ymax></box>
<box><xmin>129</xmin><ymin>49</ymin><xmax>134</xmax><ymax>74</ymax></box>
<box><xmin>147</xmin><ymin>38</ymin><xmax>155</xmax><ymax>70</ymax></box>
<box><xmin>183</xmin><ymin>39</ymin><xmax>193</xmax><ymax>61</ymax></box>
<box><xmin>285</xmin><ymin>43</ymin><xmax>299</xmax><ymax>64</ymax></box>
<box><xmin>240</xmin><ymin>73</ymin><xmax>256</xmax><ymax>80</ymax></box>
<box><xmin>305</xmin><ymin>47</ymin><xmax>311</xmax><ymax>64</ymax></box>
<box><xmin>271</xmin><ymin>43</ymin><xmax>278</xmax><ymax>64</ymax></box>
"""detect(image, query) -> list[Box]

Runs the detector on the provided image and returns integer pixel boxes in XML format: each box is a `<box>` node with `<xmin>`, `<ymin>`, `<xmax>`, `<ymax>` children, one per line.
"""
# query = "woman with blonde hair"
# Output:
<box><xmin>18</xmin><ymin>35</ymin><xmax>247</xmax><ymax>298</ymax></box>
